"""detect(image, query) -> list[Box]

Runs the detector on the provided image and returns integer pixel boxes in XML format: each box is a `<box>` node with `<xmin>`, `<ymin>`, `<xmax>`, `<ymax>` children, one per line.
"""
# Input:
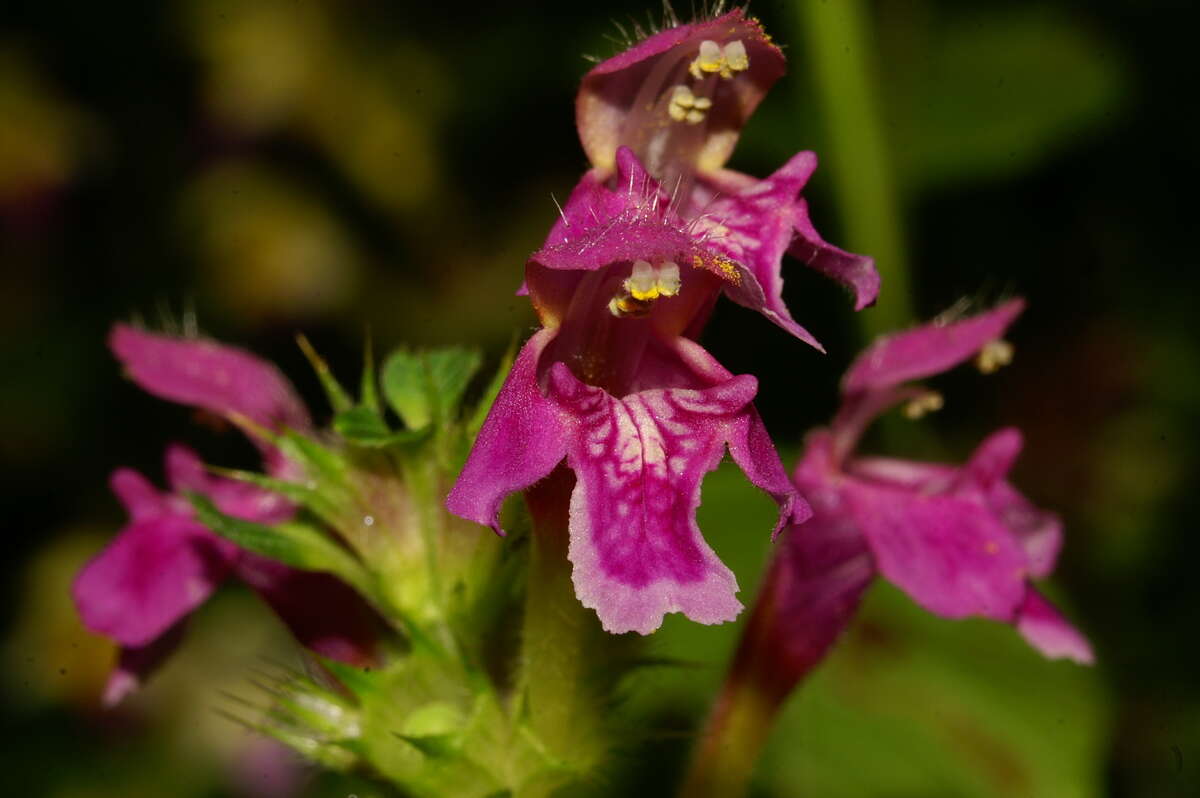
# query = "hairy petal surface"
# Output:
<box><xmin>446</xmin><ymin>330</ymin><xmax>568</xmax><ymax>536</ymax></box>
<box><xmin>551</xmin><ymin>362</ymin><xmax>764</xmax><ymax>634</ymax></box>
<box><xmin>576</xmin><ymin>9</ymin><xmax>785</xmax><ymax>176</ymax></box>
<box><xmin>530</xmin><ymin>148</ymin><xmax>822</xmax><ymax>349</ymax></box>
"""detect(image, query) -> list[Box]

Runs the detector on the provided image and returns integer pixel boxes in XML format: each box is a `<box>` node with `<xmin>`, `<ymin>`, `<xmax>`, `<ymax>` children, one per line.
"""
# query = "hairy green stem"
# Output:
<box><xmin>514</xmin><ymin>467</ymin><xmax>626</xmax><ymax>790</ymax></box>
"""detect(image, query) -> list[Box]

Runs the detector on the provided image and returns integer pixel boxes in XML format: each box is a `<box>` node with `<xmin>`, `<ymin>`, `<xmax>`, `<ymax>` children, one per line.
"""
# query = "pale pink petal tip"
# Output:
<box><xmin>1016</xmin><ymin>590</ymin><xmax>1095</xmax><ymax>664</ymax></box>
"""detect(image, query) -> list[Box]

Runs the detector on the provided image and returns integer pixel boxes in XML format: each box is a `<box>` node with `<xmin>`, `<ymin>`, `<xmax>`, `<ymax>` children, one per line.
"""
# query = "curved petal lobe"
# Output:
<box><xmin>842</xmin><ymin>299</ymin><xmax>1026</xmax><ymax>394</ymax></box>
<box><xmin>446</xmin><ymin>330</ymin><xmax>568</xmax><ymax>536</ymax></box>
<box><xmin>550</xmin><ymin>363</ymin><xmax>760</xmax><ymax>634</ymax></box>
<box><xmin>843</xmin><ymin>486</ymin><xmax>1029</xmax><ymax>621</ymax></box>
<box><xmin>72</xmin><ymin>513</ymin><xmax>233</xmax><ymax>647</ymax></box>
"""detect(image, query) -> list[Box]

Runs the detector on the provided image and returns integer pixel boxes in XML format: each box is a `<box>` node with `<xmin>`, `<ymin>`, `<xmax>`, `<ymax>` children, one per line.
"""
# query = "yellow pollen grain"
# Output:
<box><xmin>714</xmin><ymin>257</ymin><xmax>740</xmax><ymax>283</ymax></box>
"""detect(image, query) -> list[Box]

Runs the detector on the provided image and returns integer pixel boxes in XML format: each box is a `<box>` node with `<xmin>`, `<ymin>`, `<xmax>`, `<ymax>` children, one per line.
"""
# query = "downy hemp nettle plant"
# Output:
<box><xmin>74</xmin><ymin>7</ymin><xmax>1091</xmax><ymax>797</ymax></box>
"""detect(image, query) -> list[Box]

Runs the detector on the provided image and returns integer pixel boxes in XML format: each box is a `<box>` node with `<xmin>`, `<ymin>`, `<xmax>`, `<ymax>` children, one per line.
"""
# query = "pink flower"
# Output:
<box><xmin>447</xmin><ymin>149</ymin><xmax>810</xmax><ymax>635</ymax></box>
<box><xmin>73</xmin><ymin>326</ymin><xmax>384</xmax><ymax>704</ymax></box>
<box><xmin>744</xmin><ymin>301</ymin><xmax>1092</xmax><ymax>694</ymax></box>
<box><xmin>576</xmin><ymin>8</ymin><xmax>878</xmax><ymax>319</ymax></box>
<box><xmin>449</xmin><ymin>11</ymin><xmax>877</xmax><ymax>636</ymax></box>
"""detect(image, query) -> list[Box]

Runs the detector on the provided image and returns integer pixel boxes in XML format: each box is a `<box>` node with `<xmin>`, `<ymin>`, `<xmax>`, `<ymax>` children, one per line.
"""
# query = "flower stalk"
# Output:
<box><xmin>793</xmin><ymin>0</ymin><xmax>912</xmax><ymax>337</ymax></box>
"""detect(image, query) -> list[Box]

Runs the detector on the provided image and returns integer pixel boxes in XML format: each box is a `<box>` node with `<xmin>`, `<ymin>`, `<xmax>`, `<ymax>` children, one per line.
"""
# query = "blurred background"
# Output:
<box><xmin>1</xmin><ymin>0</ymin><xmax>1195</xmax><ymax>795</ymax></box>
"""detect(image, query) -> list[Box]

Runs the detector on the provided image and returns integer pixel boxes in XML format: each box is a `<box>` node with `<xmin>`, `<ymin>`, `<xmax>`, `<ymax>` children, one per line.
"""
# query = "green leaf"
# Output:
<box><xmin>382</xmin><ymin>347</ymin><xmax>483</xmax><ymax>430</ymax></box>
<box><xmin>189</xmin><ymin>493</ymin><xmax>371</xmax><ymax>596</ymax></box>
<box><xmin>382</xmin><ymin>350</ymin><xmax>431</xmax><ymax>429</ymax></box>
<box><xmin>333</xmin><ymin>405</ymin><xmax>391</xmax><ymax>442</ymax></box>
<box><xmin>297</xmin><ymin>333</ymin><xmax>354</xmax><ymax>413</ymax></box>
<box><xmin>395</xmin><ymin>702</ymin><xmax>465</xmax><ymax>759</ymax></box>
<box><xmin>278</xmin><ymin>430</ymin><xmax>350</xmax><ymax>488</ymax></box>
<box><xmin>424</xmin><ymin>348</ymin><xmax>482</xmax><ymax>423</ymax></box>
<box><xmin>755</xmin><ymin>585</ymin><xmax>1109</xmax><ymax>798</ymax></box>
<box><xmin>208</xmin><ymin>466</ymin><xmax>343</xmax><ymax>528</ymax></box>
<box><xmin>333</xmin><ymin>406</ymin><xmax>432</xmax><ymax>449</ymax></box>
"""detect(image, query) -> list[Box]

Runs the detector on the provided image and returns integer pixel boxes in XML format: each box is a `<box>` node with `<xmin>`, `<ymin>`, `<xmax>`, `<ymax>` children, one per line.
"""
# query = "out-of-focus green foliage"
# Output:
<box><xmin>627</xmin><ymin>461</ymin><xmax>1108</xmax><ymax>797</ymax></box>
<box><xmin>885</xmin><ymin>6</ymin><xmax>1127</xmax><ymax>190</ymax></box>
<box><xmin>0</xmin><ymin>0</ymin><xmax>1194</xmax><ymax>794</ymax></box>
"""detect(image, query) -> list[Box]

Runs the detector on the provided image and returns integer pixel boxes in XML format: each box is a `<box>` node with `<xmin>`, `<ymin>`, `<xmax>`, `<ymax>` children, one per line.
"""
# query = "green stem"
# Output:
<box><xmin>678</xmin><ymin>678</ymin><xmax>782</xmax><ymax>798</ymax></box>
<box><xmin>514</xmin><ymin>467</ymin><xmax>625</xmax><ymax>784</ymax></box>
<box><xmin>791</xmin><ymin>0</ymin><xmax>914</xmax><ymax>338</ymax></box>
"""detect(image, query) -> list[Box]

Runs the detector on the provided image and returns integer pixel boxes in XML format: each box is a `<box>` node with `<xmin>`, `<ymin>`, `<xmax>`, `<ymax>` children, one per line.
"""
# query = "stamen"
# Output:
<box><xmin>976</xmin><ymin>340</ymin><xmax>1014</xmax><ymax>374</ymax></box>
<box><xmin>667</xmin><ymin>85</ymin><xmax>711</xmax><ymax>125</ymax></box>
<box><xmin>902</xmin><ymin>391</ymin><xmax>944</xmax><ymax>420</ymax></box>
<box><xmin>625</xmin><ymin>260</ymin><xmax>659</xmax><ymax>300</ymax></box>
<box><xmin>657</xmin><ymin>262</ymin><xmax>681</xmax><ymax>297</ymax></box>
<box><xmin>689</xmin><ymin>40</ymin><xmax>724</xmax><ymax>79</ymax></box>
<box><xmin>610</xmin><ymin>261</ymin><xmax>686</xmax><ymax>317</ymax></box>
<box><xmin>723</xmin><ymin>40</ymin><xmax>750</xmax><ymax>73</ymax></box>
<box><xmin>688</xmin><ymin>39</ymin><xmax>751</xmax><ymax>80</ymax></box>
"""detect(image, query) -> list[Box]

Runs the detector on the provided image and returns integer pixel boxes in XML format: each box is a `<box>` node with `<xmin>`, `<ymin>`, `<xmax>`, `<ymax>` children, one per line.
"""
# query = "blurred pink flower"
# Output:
<box><xmin>741</xmin><ymin>301</ymin><xmax>1092</xmax><ymax>697</ymax></box>
<box><xmin>73</xmin><ymin>326</ymin><xmax>384</xmax><ymax>705</ymax></box>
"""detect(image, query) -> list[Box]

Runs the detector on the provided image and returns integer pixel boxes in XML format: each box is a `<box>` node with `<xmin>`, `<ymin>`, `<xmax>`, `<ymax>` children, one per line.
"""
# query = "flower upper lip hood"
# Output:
<box><xmin>528</xmin><ymin>147</ymin><xmax>872</xmax><ymax>358</ymax></box>
<box><xmin>577</xmin><ymin>8</ymin><xmax>785</xmax><ymax>180</ymax></box>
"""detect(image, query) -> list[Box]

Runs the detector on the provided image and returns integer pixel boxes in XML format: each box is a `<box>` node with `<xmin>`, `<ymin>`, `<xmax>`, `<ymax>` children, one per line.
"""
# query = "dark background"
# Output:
<box><xmin>1</xmin><ymin>0</ymin><xmax>1195</xmax><ymax>795</ymax></box>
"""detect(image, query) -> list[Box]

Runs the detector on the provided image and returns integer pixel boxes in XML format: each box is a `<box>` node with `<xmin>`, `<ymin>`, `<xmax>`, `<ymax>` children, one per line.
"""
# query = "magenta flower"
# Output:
<box><xmin>74</xmin><ymin>326</ymin><xmax>384</xmax><ymax>704</ymax></box>
<box><xmin>448</xmin><ymin>146</ymin><xmax>816</xmax><ymax>635</ymax></box>
<box><xmin>448</xmin><ymin>10</ymin><xmax>879</xmax><ymax>636</ymax></box>
<box><xmin>741</xmin><ymin>301</ymin><xmax>1092</xmax><ymax>694</ymax></box>
<box><xmin>576</xmin><ymin>7</ymin><xmax>879</xmax><ymax>319</ymax></box>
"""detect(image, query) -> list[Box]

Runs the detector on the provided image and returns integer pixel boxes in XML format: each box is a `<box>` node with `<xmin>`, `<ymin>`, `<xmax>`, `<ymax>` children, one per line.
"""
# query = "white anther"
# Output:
<box><xmin>657</xmin><ymin>262</ymin><xmax>681</xmax><ymax>296</ymax></box>
<box><xmin>689</xmin><ymin>40</ymin><xmax>724</xmax><ymax>79</ymax></box>
<box><xmin>976</xmin><ymin>340</ymin><xmax>1014</xmax><ymax>374</ymax></box>
<box><xmin>723</xmin><ymin>40</ymin><xmax>749</xmax><ymax>73</ymax></box>
<box><xmin>685</xmin><ymin>109</ymin><xmax>705</xmax><ymax>124</ymax></box>
<box><xmin>625</xmin><ymin>260</ymin><xmax>658</xmax><ymax>299</ymax></box>
<box><xmin>611</xmin><ymin>260</ymin><xmax>686</xmax><ymax>316</ymax></box>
